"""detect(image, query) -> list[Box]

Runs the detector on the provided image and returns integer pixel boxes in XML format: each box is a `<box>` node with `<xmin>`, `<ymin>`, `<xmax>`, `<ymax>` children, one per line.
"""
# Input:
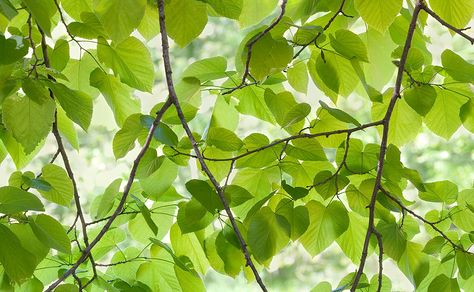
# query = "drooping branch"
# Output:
<box><xmin>44</xmin><ymin>98</ymin><xmax>173</xmax><ymax>291</ymax></box>
<box><xmin>351</xmin><ymin>2</ymin><xmax>423</xmax><ymax>291</ymax></box>
<box><xmin>38</xmin><ymin>25</ymin><xmax>98</xmax><ymax>287</ymax></box>
<box><xmin>419</xmin><ymin>2</ymin><xmax>474</xmax><ymax>44</ymax></box>
<box><xmin>157</xmin><ymin>0</ymin><xmax>267</xmax><ymax>290</ymax></box>
<box><xmin>380</xmin><ymin>187</ymin><xmax>471</xmax><ymax>253</ymax></box>
<box><xmin>222</xmin><ymin>0</ymin><xmax>288</xmax><ymax>95</ymax></box>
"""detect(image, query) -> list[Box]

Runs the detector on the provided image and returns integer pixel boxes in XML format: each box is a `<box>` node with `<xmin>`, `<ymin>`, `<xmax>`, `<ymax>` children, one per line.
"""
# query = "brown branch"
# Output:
<box><xmin>380</xmin><ymin>187</ymin><xmax>470</xmax><ymax>253</ymax></box>
<box><xmin>222</xmin><ymin>0</ymin><xmax>288</xmax><ymax>95</ymax></box>
<box><xmin>44</xmin><ymin>97</ymin><xmax>173</xmax><ymax>291</ymax></box>
<box><xmin>157</xmin><ymin>0</ymin><xmax>267</xmax><ymax>290</ymax></box>
<box><xmin>420</xmin><ymin>2</ymin><xmax>474</xmax><ymax>44</ymax></box>
<box><xmin>351</xmin><ymin>2</ymin><xmax>423</xmax><ymax>291</ymax></box>
<box><xmin>170</xmin><ymin>120</ymin><xmax>383</xmax><ymax>162</ymax></box>
<box><xmin>292</xmin><ymin>0</ymin><xmax>351</xmax><ymax>60</ymax></box>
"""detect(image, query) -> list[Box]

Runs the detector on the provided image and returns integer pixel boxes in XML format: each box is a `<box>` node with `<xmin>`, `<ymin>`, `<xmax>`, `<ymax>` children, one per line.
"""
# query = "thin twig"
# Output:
<box><xmin>420</xmin><ymin>2</ymin><xmax>474</xmax><ymax>44</ymax></box>
<box><xmin>222</xmin><ymin>0</ymin><xmax>288</xmax><ymax>95</ymax></box>
<box><xmin>157</xmin><ymin>0</ymin><xmax>267</xmax><ymax>290</ymax></box>
<box><xmin>351</xmin><ymin>2</ymin><xmax>423</xmax><ymax>291</ymax></box>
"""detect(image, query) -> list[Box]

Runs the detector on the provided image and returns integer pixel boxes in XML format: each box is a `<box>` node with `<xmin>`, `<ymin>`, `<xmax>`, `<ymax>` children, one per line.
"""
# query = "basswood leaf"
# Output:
<box><xmin>0</xmin><ymin>0</ymin><xmax>18</xmax><ymax>20</ymax></box>
<box><xmin>164</xmin><ymin>0</ymin><xmax>208</xmax><ymax>47</ymax></box>
<box><xmin>315</xmin><ymin>52</ymin><xmax>339</xmax><ymax>93</ymax></box>
<box><xmin>207</xmin><ymin>127</ymin><xmax>243</xmax><ymax>151</ymax></box>
<box><xmin>403</xmin><ymin>85</ymin><xmax>436</xmax><ymax>116</ymax></box>
<box><xmin>274</xmin><ymin>200</ymin><xmax>309</xmax><ymax>240</ymax></box>
<box><xmin>177</xmin><ymin>199</ymin><xmax>214</xmax><ymax>233</ymax></box>
<box><xmin>337</xmin><ymin>212</ymin><xmax>371</xmax><ymax>263</ymax></box>
<box><xmin>97</xmin><ymin>36</ymin><xmax>154</xmax><ymax>92</ymax></box>
<box><xmin>185</xmin><ymin>179</ymin><xmax>222</xmax><ymax>213</ymax></box>
<box><xmin>61</xmin><ymin>0</ymin><xmax>94</xmax><ymax>21</ymax></box>
<box><xmin>377</xmin><ymin>220</ymin><xmax>406</xmax><ymax>261</ymax></box>
<box><xmin>247</xmin><ymin>206</ymin><xmax>290</xmax><ymax>262</ymax></box>
<box><xmin>2</xmin><ymin>93</ymin><xmax>55</xmax><ymax>154</ymax></box>
<box><xmin>50</xmin><ymin>39</ymin><xmax>70</xmax><ymax>72</ymax></box>
<box><xmin>202</xmin><ymin>0</ymin><xmax>243</xmax><ymax>19</ymax></box>
<box><xmin>29</xmin><ymin>214</ymin><xmax>71</xmax><ymax>254</ymax></box>
<box><xmin>441</xmin><ymin>50</ymin><xmax>474</xmax><ymax>83</ymax></box>
<box><xmin>141</xmin><ymin>115</ymin><xmax>179</xmax><ymax>146</ymax></box>
<box><xmin>113</xmin><ymin>114</ymin><xmax>145</xmax><ymax>159</ymax></box>
<box><xmin>287</xmin><ymin>61</ymin><xmax>308</xmax><ymax>93</ymax></box>
<box><xmin>281</xmin><ymin>180</ymin><xmax>309</xmax><ymax>200</ymax></box>
<box><xmin>354</xmin><ymin>0</ymin><xmax>402</xmax><ymax>32</ymax></box>
<box><xmin>0</xmin><ymin>186</ymin><xmax>44</xmax><ymax>214</ymax></box>
<box><xmin>247</xmin><ymin>34</ymin><xmax>293</xmax><ymax>81</ymax></box>
<box><xmin>132</xmin><ymin>195</ymin><xmax>158</xmax><ymax>235</ymax></box>
<box><xmin>140</xmin><ymin>158</ymin><xmax>178</xmax><ymax>200</ymax></box>
<box><xmin>56</xmin><ymin>106</ymin><xmax>79</xmax><ymax>150</ymax></box>
<box><xmin>170</xmin><ymin>224</ymin><xmax>210</xmax><ymax>274</ymax></box>
<box><xmin>300</xmin><ymin>201</ymin><xmax>349</xmax><ymax>256</ymax></box>
<box><xmin>90</xmin><ymin>68</ymin><xmax>140</xmax><ymax>126</ymax></box>
<box><xmin>93</xmin><ymin>0</ymin><xmax>146</xmax><ymax>42</ymax></box>
<box><xmin>456</xmin><ymin>252</ymin><xmax>474</xmax><ymax>279</ymax></box>
<box><xmin>285</xmin><ymin>138</ymin><xmax>326</xmax><ymax>161</ymax></box>
<box><xmin>319</xmin><ymin>101</ymin><xmax>361</xmax><ymax>126</ymax></box>
<box><xmin>181</xmin><ymin>57</ymin><xmax>228</xmax><ymax>82</ymax></box>
<box><xmin>0</xmin><ymin>224</ymin><xmax>36</xmax><ymax>283</ymax></box>
<box><xmin>419</xmin><ymin>180</ymin><xmax>458</xmax><ymax>204</ymax></box>
<box><xmin>38</xmin><ymin>164</ymin><xmax>74</xmax><ymax>206</ymax></box>
<box><xmin>47</xmin><ymin>82</ymin><xmax>93</xmax><ymax>131</ymax></box>
<box><xmin>460</xmin><ymin>99</ymin><xmax>474</xmax><ymax>133</ymax></box>
<box><xmin>425</xmin><ymin>87</ymin><xmax>468</xmax><ymax>139</ymax></box>
<box><xmin>225</xmin><ymin>185</ymin><xmax>253</xmax><ymax>207</ymax></box>
<box><xmin>239</xmin><ymin>0</ymin><xmax>277</xmax><ymax>27</ymax></box>
<box><xmin>137</xmin><ymin>3</ymin><xmax>160</xmax><ymax>40</ymax></box>
<box><xmin>96</xmin><ymin>178</ymin><xmax>121</xmax><ymax>218</ymax></box>
<box><xmin>0</xmin><ymin>35</ymin><xmax>28</xmax><ymax>65</ymax></box>
<box><xmin>427</xmin><ymin>274</ymin><xmax>460</xmax><ymax>292</ymax></box>
<box><xmin>23</xmin><ymin>0</ymin><xmax>56</xmax><ymax>36</ymax></box>
<box><xmin>281</xmin><ymin>103</ymin><xmax>311</xmax><ymax>128</ymax></box>
<box><xmin>330</xmin><ymin>29</ymin><xmax>368</xmax><ymax>62</ymax></box>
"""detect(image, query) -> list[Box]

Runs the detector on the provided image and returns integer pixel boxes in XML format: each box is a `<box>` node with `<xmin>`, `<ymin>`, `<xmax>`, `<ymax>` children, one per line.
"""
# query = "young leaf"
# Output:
<box><xmin>207</xmin><ymin>127</ymin><xmax>243</xmax><ymax>151</ymax></box>
<box><xmin>0</xmin><ymin>186</ymin><xmax>44</xmax><ymax>214</ymax></box>
<box><xmin>354</xmin><ymin>0</ymin><xmax>402</xmax><ymax>32</ymax></box>
<box><xmin>330</xmin><ymin>29</ymin><xmax>369</xmax><ymax>62</ymax></box>
<box><xmin>164</xmin><ymin>0</ymin><xmax>208</xmax><ymax>47</ymax></box>
<box><xmin>38</xmin><ymin>164</ymin><xmax>74</xmax><ymax>206</ymax></box>
<box><xmin>319</xmin><ymin>101</ymin><xmax>361</xmax><ymax>126</ymax></box>
<box><xmin>403</xmin><ymin>85</ymin><xmax>436</xmax><ymax>116</ymax></box>
<box><xmin>132</xmin><ymin>195</ymin><xmax>158</xmax><ymax>235</ymax></box>
<box><xmin>29</xmin><ymin>214</ymin><xmax>71</xmax><ymax>254</ymax></box>
<box><xmin>281</xmin><ymin>180</ymin><xmax>309</xmax><ymax>200</ymax></box>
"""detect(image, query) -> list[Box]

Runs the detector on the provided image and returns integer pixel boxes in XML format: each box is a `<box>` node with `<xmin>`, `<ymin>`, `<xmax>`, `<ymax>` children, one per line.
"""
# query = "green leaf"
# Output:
<box><xmin>93</xmin><ymin>0</ymin><xmax>146</xmax><ymax>42</ymax></box>
<box><xmin>129</xmin><ymin>202</ymin><xmax>176</xmax><ymax>243</ymax></box>
<box><xmin>428</xmin><ymin>274</ymin><xmax>460</xmax><ymax>292</ymax></box>
<box><xmin>207</xmin><ymin>127</ymin><xmax>243</xmax><ymax>151</ymax></box>
<box><xmin>38</xmin><ymin>164</ymin><xmax>74</xmax><ymax>206</ymax></box>
<box><xmin>90</xmin><ymin>68</ymin><xmax>140</xmax><ymax>126</ymax></box>
<box><xmin>247</xmin><ymin>206</ymin><xmax>290</xmax><ymax>262</ymax></box>
<box><xmin>96</xmin><ymin>178</ymin><xmax>121</xmax><ymax>218</ymax></box>
<box><xmin>281</xmin><ymin>103</ymin><xmax>311</xmax><ymax>128</ymax></box>
<box><xmin>274</xmin><ymin>199</ymin><xmax>309</xmax><ymax>241</ymax></box>
<box><xmin>315</xmin><ymin>52</ymin><xmax>339</xmax><ymax>94</ymax></box>
<box><xmin>287</xmin><ymin>61</ymin><xmax>308</xmax><ymax>93</ymax></box>
<box><xmin>185</xmin><ymin>179</ymin><xmax>222</xmax><ymax>213</ymax></box>
<box><xmin>460</xmin><ymin>99</ymin><xmax>474</xmax><ymax>133</ymax></box>
<box><xmin>0</xmin><ymin>35</ymin><xmax>28</xmax><ymax>65</ymax></box>
<box><xmin>23</xmin><ymin>0</ymin><xmax>56</xmax><ymax>36</ymax></box>
<box><xmin>281</xmin><ymin>180</ymin><xmax>309</xmax><ymax>200</ymax></box>
<box><xmin>54</xmin><ymin>284</ymin><xmax>79</xmax><ymax>292</ymax></box>
<box><xmin>319</xmin><ymin>101</ymin><xmax>361</xmax><ymax>126</ymax></box>
<box><xmin>456</xmin><ymin>252</ymin><xmax>474</xmax><ymax>279</ymax></box>
<box><xmin>441</xmin><ymin>50</ymin><xmax>474</xmax><ymax>83</ymax></box>
<box><xmin>239</xmin><ymin>0</ymin><xmax>277</xmax><ymax>27</ymax></box>
<box><xmin>247</xmin><ymin>34</ymin><xmax>293</xmax><ymax>81</ymax></box>
<box><xmin>132</xmin><ymin>195</ymin><xmax>158</xmax><ymax>235</ymax></box>
<box><xmin>56</xmin><ymin>106</ymin><xmax>79</xmax><ymax>150</ymax></box>
<box><xmin>285</xmin><ymin>139</ymin><xmax>326</xmax><ymax>161</ymax></box>
<box><xmin>354</xmin><ymin>0</ymin><xmax>402</xmax><ymax>32</ymax></box>
<box><xmin>313</xmin><ymin>170</ymin><xmax>349</xmax><ymax>200</ymax></box>
<box><xmin>203</xmin><ymin>0</ymin><xmax>243</xmax><ymax>19</ymax></box>
<box><xmin>175</xmin><ymin>265</ymin><xmax>205</xmax><ymax>292</ymax></box>
<box><xmin>62</xmin><ymin>53</ymin><xmax>100</xmax><ymax>99</ymax></box>
<box><xmin>429</xmin><ymin>0</ymin><xmax>474</xmax><ymax>31</ymax></box>
<box><xmin>403</xmin><ymin>85</ymin><xmax>437</xmax><ymax>116</ymax></box>
<box><xmin>141</xmin><ymin>115</ymin><xmax>179</xmax><ymax>146</ymax></box>
<box><xmin>225</xmin><ymin>185</ymin><xmax>254</xmax><ymax>207</ymax></box>
<box><xmin>182</xmin><ymin>57</ymin><xmax>228</xmax><ymax>82</ymax></box>
<box><xmin>0</xmin><ymin>0</ymin><xmax>17</xmax><ymax>20</ymax></box>
<box><xmin>2</xmin><ymin>93</ymin><xmax>55</xmax><ymax>154</ymax></box>
<box><xmin>97</xmin><ymin>36</ymin><xmax>154</xmax><ymax>92</ymax></box>
<box><xmin>140</xmin><ymin>158</ymin><xmax>178</xmax><ymax>200</ymax></box>
<box><xmin>419</xmin><ymin>180</ymin><xmax>458</xmax><ymax>204</ymax></box>
<box><xmin>48</xmin><ymin>82</ymin><xmax>93</xmax><ymax>131</ymax></box>
<box><xmin>0</xmin><ymin>224</ymin><xmax>36</xmax><ymax>283</ymax></box>
<box><xmin>170</xmin><ymin>224</ymin><xmax>210</xmax><ymax>274</ymax></box>
<box><xmin>300</xmin><ymin>201</ymin><xmax>349</xmax><ymax>256</ymax></box>
<box><xmin>50</xmin><ymin>39</ymin><xmax>70</xmax><ymax>72</ymax></box>
<box><xmin>330</xmin><ymin>29</ymin><xmax>368</xmax><ymax>62</ymax></box>
<box><xmin>164</xmin><ymin>0</ymin><xmax>208</xmax><ymax>47</ymax></box>
<box><xmin>177</xmin><ymin>199</ymin><xmax>214</xmax><ymax>233</ymax></box>
<box><xmin>425</xmin><ymin>86</ymin><xmax>469</xmax><ymax>139</ymax></box>
<box><xmin>137</xmin><ymin>3</ymin><xmax>160</xmax><ymax>41</ymax></box>
<box><xmin>61</xmin><ymin>0</ymin><xmax>93</xmax><ymax>21</ymax></box>
<box><xmin>113</xmin><ymin>114</ymin><xmax>145</xmax><ymax>159</ymax></box>
<box><xmin>0</xmin><ymin>186</ymin><xmax>44</xmax><ymax>214</ymax></box>
<box><xmin>337</xmin><ymin>213</ymin><xmax>370</xmax><ymax>263</ymax></box>
<box><xmin>29</xmin><ymin>214</ymin><xmax>71</xmax><ymax>254</ymax></box>
<box><xmin>377</xmin><ymin>220</ymin><xmax>406</xmax><ymax>261</ymax></box>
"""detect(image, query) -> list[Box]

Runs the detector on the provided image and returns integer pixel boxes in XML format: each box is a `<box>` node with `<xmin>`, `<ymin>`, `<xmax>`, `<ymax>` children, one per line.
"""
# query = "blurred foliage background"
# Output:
<box><xmin>1</xmin><ymin>12</ymin><xmax>473</xmax><ymax>292</ymax></box>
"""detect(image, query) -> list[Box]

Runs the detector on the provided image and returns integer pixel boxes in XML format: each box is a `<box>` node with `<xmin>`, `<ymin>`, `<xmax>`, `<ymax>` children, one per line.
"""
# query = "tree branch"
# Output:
<box><xmin>420</xmin><ymin>2</ymin><xmax>474</xmax><ymax>44</ymax></box>
<box><xmin>351</xmin><ymin>2</ymin><xmax>423</xmax><ymax>291</ymax></box>
<box><xmin>222</xmin><ymin>0</ymin><xmax>288</xmax><ymax>95</ymax></box>
<box><xmin>44</xmin><ymin>97</ymin><xmax>173</xmax><ymax>291</ymax></box>
<box><xmin>157</xmin><ymin>0</ymin><xmax>267</xmax><ymax>290</ymax></box>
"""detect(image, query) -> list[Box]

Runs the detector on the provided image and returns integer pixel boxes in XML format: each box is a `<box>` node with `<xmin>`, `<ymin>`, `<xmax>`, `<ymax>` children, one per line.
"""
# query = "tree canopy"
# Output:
<box><xmin>0</xmin><ymin>0</ymin><xmax>473</xmax><ymax>291</ymax></box>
